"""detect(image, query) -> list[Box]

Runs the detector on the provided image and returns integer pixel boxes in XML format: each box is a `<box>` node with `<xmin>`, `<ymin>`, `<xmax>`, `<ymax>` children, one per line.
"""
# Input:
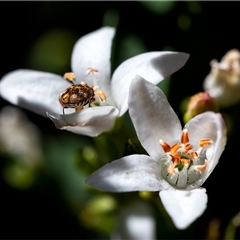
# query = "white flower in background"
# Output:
<box><xmin>111</xmin><ymin>200</ymin><xmax>156</xmax><ymax>240</ymax></box>
<box><xmin>86</xmin><ymin>76</ymin><xmax>227</xmax><ymax>229</ymax></box>
<box><xmin>0</xmin><ymin>26</ymin><xmax>189</xmax><ymax>137</ymax></box>
<box><xmin>0</xmin><ymin>105</ymin><xmax>43</xmax><ymax>166</ymax></box>
<box><xmin>203</xmin><ymin>49</ymin><xmax>240</xmax><ymax>108</ymax></box>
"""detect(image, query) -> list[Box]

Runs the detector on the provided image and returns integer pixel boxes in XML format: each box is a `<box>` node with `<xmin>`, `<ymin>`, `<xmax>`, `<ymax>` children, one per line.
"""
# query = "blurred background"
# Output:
<box><xmin>1</xmin><ymin>1</ymin><xmax>240</xmax><ymax>239</ymax></box>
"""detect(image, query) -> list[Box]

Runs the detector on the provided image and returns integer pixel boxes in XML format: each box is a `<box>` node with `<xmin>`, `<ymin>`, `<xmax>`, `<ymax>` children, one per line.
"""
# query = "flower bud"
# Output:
<box><xmin>203</xmin><ymin>49</ymin><xmax>240</xmax><ymax>108</ymax></box>
<box><xmin>184</xmin><ymin>92</ymin><xmax>219</xmax><ymax>123</ymax></box>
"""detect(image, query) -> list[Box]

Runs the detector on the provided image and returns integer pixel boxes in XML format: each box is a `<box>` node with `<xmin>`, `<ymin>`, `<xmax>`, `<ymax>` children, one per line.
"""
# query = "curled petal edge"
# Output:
<box><xmin>46</xmin><ymin>106</ymin><xmax>119</xmax><ymax>137</ymax></box>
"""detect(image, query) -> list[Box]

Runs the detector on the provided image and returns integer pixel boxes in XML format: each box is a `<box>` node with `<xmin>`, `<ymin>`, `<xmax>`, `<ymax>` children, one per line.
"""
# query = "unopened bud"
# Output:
<box><xmin>184</xmin><ymin>92</ymin><xmax>219</xmax><ymax>123</ymax></box>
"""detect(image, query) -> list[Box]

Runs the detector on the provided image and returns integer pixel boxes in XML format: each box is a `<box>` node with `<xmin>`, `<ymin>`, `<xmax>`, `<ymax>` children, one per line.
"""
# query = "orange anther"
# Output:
<box><xmin>199</xmin><ymin>139</ymin><xmax>213</xmax><ymax>148</ymax></box>
<box><xmin>196</xmin><ymin>160</ymin><xmax>208</xmax><ymax>172</ymax></box>
<box><xmin>181</xmin><ymin>129</ymin><xmax>189</xmax><ymax>144</ymax></box>
<box><xmin>184</xmin><ymin>143</ymin><xmax>193</xmax><ymax>153</ymax></box>
<box><xmin>171</xmin><ymin>154</ymin><xmax>180</xmax><ymax>164</ymax></box>
<box><xmin>160</xmin><ymin>139</ymin><xmax>171</xmax><ymax>153</ymax></box>
<box><xmin>190</xmin><ymin>151</ymin><xmax>198</xmax><ymax>159</ymax></box>
<box><xmin>170</xmin><ymin>143</ymin><xmax>181</xmax><ymax>155</ymax></box>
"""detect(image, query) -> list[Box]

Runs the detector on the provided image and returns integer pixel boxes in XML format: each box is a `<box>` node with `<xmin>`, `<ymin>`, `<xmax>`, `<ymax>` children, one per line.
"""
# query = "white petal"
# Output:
<box><xmin>184</xmin><ymin>111</ymin><xmax>227</xmax><ymax>185</ymax></box>
<box><xmin>0</xmin><ymin>69</ymin><xmax>68</xmax><ymax>117</ymax></box>
<box><xmin>111</xmin><ymin>52</ymin><xmax>189</xmax><ymax>116</ymax></box>
<box><xmin>71</xmin><ymin>27</ymin><xmax>115</xmax><ymax>94</ymax></box>
<box><xmin>128</xmin><ymin>76</ymin><xmax>182</xmax><ymax>160</ymax></box>
<box><xmin>159</xmin><ymin>188</ymin><xmax>208</xmax><ymax>230</ymax></box>
<box><xmin>86</xmin><ymin>154</ymin><xmax>164</xmax><ymax>192</ymax></box>
<box><xmin>47</xmin><ymin>106</ymin><xmax>119</xmax><ymax>137</ymax></box>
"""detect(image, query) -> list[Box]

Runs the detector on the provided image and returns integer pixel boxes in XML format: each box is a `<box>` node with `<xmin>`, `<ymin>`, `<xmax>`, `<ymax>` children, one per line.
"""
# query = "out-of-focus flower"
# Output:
<box><xmin>111</xmin><ymin>200</ymin><xmax>156</xmax><ymax>240</ymax></box>
<box><xmin>0</xmin><ymin>27</ymin><xmax>189</xmax><ymax>137</ymax></box>
<box><xmin>0</xmin><ymin>106</ymin><xmax>43</xmax><ymax>188</ymax></box>
<box><xmin>86</xmin><ymin>76</ymin><xmax>227</xmax><ymax>229</ymax></box>
<box><xmin>184</xmin><ymin>91</ymin><xmax>219</xmax><ymax>123</ymax></box>
<box><xmin>0</xmin><ymin>106</ymin><xmax>43</xmax><ymax>166</ymax></box>
<box><xmin>203</xmin><ymin>49</ymin><xmax>240</xmax><ymax>108</ymax></box>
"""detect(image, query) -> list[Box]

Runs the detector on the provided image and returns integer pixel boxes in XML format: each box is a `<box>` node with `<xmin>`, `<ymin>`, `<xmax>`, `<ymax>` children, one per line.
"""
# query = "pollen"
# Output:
<box><xmin>63</xmin><ymin>72</ymin><xmax>76</xmax><ymax>82</ymax></box>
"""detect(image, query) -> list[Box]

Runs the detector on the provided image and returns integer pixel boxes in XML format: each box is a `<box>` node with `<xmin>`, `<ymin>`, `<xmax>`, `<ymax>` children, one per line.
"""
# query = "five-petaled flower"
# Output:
<box><xmin>86</xmin><ymin>76</ymin><xmax>227</xmax><ymax>229</ymax></box>
<box><xmin>0</xmin><ymin>26</ymin><xmax>189</xmax><ymax>137</ymax></box>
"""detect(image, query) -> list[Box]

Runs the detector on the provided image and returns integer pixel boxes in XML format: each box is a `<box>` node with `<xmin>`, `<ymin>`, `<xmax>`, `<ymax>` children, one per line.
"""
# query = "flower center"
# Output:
<box><xmin>59</xmin><ymin>70</ymin><xmax>106</xmax><ymax>114</ymax></box>
<box><xmin>160</xmin><ymin>129</ymin><xmax>212</xmax><ymax>189</ymax></box>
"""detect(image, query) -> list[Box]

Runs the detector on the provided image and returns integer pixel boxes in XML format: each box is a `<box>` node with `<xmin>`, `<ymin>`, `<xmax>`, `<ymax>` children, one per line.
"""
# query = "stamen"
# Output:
<box><xmin>63</xmin><ymin>72</ymin><xmax>76</xmax><ymax>83</ymax></box>
<box><xmin>199</xmin><ymin>139</ymin><xmax>213</xmax><ymax>148</ymax></box>
<box><xmin>86</xmin><ymin>67</ymin><xmax>99</xmax><ymax>75</ymax></box>
<box><xmin>181</xmin><ymin>129</ymin><xmax>189</xmax><ymax>144</ymax></box>
<box><xmin>181</xmin><ymin>158</ymin><xmax>191</xmax><ymax>166</ymax></box>
<box><xmin>196</xmin><ymin>159</ymin><xmax>208</xmax><ymax>172</ymax></box>
<box><xmin>184</xmin><ymin>143</ymin><xmax>192</xmax><ymax>153</ymax></box>
<box><xmin>160</xmin><ymin>130</ymin><xmax>212</xmax><ymax>189</ymax></box>
<box><xmin>95</xmin><ymin>90</ymin><xmax>106</xmax><ymax>102</ymax></box>
<box><xmin>170</xmin><ymin>143</ymin><xmax>181</xmax><ymax>155</ymax></box>
<box><xmin>160</xmin><ymin>139</ymin><xmax>171</xmax><ymax>152</ymax></box>
<box><xmin>171</xmin><ymin>154</ymin><xmax>180</xmax><ymax>164</ymax></box>
<box><xmin>190</xmin><ymin>151</ymin><xmax>198</xmax><ymax>159</ymax></box>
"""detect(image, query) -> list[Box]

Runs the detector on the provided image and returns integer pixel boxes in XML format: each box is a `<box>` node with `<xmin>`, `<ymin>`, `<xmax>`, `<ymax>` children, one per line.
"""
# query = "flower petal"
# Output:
<box><xmin>47</xmin><ymin>106</ymin><xmax>119</xmax><ymax>137</ymax></box>
<box><xmin>111</xmin><ymin>51</ymin><xmax>189</xmax><ymax>116</ymax></box>
<box><xmin>71</xmin><ymin>26</ymin><xmax>115</xmax><ymax>94</ymax></box>
<box><xmin>159</xmin><ymin>188</ymin><xmax>208</xmax><ymax>230</ymax></box>
<box><xmin>184</xmin><ymin>111</ymin><xmax>227</xmax><ymax>185</ymax></box>
<box><xmin>86</xmin><ymin>154</ymin><xmax>164</xmax><ymax>192</ymax></box>
<box><xmin>128</xmin><ymin>76</ymin><xmax>182</xmax><ymax>160</ymax></box>
<box><xmin>0</xmin><ymin>69</ymin><xmax>68</xmax><ymax>117</ymax></box>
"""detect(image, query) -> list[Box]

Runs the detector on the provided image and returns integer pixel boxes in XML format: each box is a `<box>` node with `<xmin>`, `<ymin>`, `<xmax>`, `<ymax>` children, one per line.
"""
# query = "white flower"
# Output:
<box><xmin>0</xmin><ymin>26</ymin><xmax>189</xmax><ymax>137</ymax></box>
<box><xmin>86</xmin><ymin>75</ymin><xmax>227</xmax><ymax>229</ymax></box>
<box><xmin>111</xmin><ymin>200</ymin><xmax>156</xmax><ymax>240</ymax></box>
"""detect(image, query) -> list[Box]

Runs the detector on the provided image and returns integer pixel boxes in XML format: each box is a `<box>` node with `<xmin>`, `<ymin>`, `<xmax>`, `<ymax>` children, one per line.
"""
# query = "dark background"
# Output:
<box><xmin>0</xmin><ymin>1</ymin><xmax>240</xmax><ymax>239</ymax></box>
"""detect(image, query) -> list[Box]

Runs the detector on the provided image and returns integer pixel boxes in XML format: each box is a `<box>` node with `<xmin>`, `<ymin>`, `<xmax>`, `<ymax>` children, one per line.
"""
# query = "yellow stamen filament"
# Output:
<box><xmin>86</xmin><ymin>67</ymin><xmax>99</xmax><ymax>75</ymax></box>
<box><xmin>181</xmin><ymin>129</ymin><xmax>189</xmax><ymax>144</ymax></box>
<box><xmin>63</xmin><ymin>72</ymin><xmax>76</xmax><ymax>82</ymax></box>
